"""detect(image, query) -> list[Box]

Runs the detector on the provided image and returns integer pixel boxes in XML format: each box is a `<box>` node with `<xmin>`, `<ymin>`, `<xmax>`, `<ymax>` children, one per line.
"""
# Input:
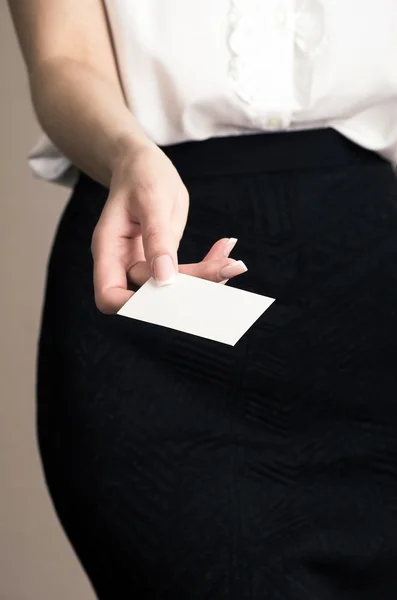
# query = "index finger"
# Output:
<box><xmin>91</xmin><ymin>224</ymin><xmax>134</xmax><ymax>314</ymax></box>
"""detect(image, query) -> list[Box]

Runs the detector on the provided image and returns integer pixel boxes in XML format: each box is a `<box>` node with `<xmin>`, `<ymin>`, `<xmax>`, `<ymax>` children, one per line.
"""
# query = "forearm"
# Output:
<box><xmin>29</xmin><ymin>57</ymin><xmax>154</xmax><ymax>187</ymax></box>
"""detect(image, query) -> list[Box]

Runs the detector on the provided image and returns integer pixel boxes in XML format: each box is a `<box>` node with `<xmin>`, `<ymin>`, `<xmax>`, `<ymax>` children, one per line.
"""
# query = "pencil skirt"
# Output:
<box><xmin>37</xmin><ymin>129</ymin><xmax>397</xmax><ymax>599</ymax></box>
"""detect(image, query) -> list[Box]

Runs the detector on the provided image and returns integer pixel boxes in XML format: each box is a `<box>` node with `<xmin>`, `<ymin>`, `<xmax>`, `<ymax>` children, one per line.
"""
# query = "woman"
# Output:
<box><xmin>8</xmin><ymin>0</ymin><xmax>397</xmax><ymax>597</ymax></box>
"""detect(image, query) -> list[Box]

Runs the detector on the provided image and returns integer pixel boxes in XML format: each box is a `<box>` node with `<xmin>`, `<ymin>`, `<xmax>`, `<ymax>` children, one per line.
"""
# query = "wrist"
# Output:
<box><xmin>109</xmin><ymin>130</ymin><xmax>157</xmax><ymax>174</ymax></box>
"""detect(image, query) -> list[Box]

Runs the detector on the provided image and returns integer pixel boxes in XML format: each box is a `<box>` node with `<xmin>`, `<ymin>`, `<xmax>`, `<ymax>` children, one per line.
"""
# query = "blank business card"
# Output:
<box><xmin>117</xmin><ymin>274</ymin><xmax>275</xmax><ymax>346</ymax></box>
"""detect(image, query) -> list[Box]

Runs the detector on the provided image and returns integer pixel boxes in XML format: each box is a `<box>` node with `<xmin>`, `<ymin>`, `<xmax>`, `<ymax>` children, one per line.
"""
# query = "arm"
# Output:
<box><xmin>7</xmin><ymin>0</ymin><xmax>153</xmax><ymax>187</ymax></box>
<box><xmin>8</xmin><ymin>0</ymin><xmax>245</xmax><ymax>312</ymax></box>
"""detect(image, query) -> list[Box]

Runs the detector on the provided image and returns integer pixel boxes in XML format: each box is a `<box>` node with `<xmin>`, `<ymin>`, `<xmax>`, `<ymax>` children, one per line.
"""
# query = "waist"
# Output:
<box><xmin>160</xmin><ymin>128</ymin><xmax>386</xmax><ymax>180</ymax></box>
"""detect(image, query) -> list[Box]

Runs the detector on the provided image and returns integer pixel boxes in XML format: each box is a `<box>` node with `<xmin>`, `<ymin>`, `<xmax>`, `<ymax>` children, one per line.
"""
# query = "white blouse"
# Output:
<box><xmin>28</xmin><ymin>0</ymin><xmax>397</xmax><ymax>186</ymax></box>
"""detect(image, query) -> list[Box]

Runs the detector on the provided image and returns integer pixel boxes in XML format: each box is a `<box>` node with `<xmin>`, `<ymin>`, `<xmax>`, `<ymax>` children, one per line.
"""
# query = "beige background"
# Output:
<box><xmin>0</xmin><ymin>5</ymin><xmax>95</xmax><ymax>599</ymax></box>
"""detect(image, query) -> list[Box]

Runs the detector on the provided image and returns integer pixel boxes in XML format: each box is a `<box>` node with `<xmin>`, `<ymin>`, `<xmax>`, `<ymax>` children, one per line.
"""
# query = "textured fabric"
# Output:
<box><xmin>37</xmin><ymin>129</ymin><xmax>397</xmax><ymax>599</ymax></box>
<box><xmin>28</xmin><ymin>0</ymin><xmax>397</xmax><ymax>186</ymax></box>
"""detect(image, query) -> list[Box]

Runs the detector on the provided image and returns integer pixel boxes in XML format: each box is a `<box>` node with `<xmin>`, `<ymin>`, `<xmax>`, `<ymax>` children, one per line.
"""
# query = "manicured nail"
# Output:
<box><xmin>219</xmin><ymin>260</ymin><xmax>248</xmax><ymax>279</ymax></box>
<box><xmin>153</xmin><ymin>255</ymin><xmax>176</xmax><ymax>286</ymax></box>
<box><xmin>223</xmin><ymin>237</ymin><xmax>238</xmax><ymax>257</ymax></box>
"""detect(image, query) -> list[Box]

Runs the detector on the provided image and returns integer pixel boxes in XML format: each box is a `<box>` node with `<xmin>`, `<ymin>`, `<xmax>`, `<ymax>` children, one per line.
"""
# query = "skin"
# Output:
<box><xmin>8</xmin><ymin>0</ymin><xmax>247</xmax><ymax>314</ymax></box>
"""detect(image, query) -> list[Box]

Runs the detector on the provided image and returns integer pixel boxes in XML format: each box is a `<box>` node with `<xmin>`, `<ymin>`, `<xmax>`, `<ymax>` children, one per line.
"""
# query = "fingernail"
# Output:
<box><xmin>223</xmin><ymin>237</ymin><xmax>238</xmax><ymax>257</ymax></box>
<box><xmin>153</xmin><ymin>255</ymin><xmax>176</xmax><ymax>286</ymax></box>
<box><xmin>219</xmin><ymin>260</ymin><xmax>248</xmax><ymax>279</ymax></box>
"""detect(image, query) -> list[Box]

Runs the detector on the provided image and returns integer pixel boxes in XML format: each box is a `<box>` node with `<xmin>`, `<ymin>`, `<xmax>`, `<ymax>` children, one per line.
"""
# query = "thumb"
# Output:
<box><xmin>140</xmin><ymin>210</ymin><xmax>178</xmax><ymax>286</ymax></box>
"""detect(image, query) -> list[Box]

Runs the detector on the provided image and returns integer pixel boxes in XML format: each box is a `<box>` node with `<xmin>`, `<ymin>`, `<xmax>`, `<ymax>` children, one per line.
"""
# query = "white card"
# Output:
<box><xmin>117</xmin><ymin>274</ymin><xmax>275</xmax><ymax>346</ymax></box>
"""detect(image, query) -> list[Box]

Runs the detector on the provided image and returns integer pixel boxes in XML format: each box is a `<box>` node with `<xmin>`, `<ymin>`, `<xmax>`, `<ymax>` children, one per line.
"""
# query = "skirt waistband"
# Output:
<box><xmin>160</xmin><ymin>128</ymin><xmax>385</xmax><ymax>179</ymax></box>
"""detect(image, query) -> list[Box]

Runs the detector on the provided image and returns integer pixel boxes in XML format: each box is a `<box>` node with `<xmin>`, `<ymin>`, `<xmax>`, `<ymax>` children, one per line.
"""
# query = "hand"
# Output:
<box><xmin>91</xmin><ymin>142</ymin><xmax>247</xmax><ymax>314</ymax></box>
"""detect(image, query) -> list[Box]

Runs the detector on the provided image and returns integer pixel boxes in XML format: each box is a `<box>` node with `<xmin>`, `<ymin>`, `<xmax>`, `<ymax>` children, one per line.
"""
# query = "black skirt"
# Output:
<box><xmin>37</xmin><ymin>129</ymin><xmax>397</xmax><ymax>599</ymax></box>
